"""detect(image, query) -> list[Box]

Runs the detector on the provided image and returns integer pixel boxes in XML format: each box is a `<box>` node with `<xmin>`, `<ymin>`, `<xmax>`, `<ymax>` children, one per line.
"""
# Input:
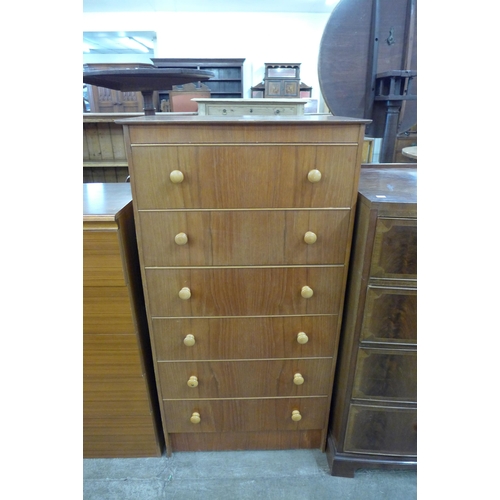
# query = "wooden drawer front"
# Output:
<box><xmin>139</xmin><ymin>210</ymin><xmax>351</xmax><ymax>267</ymax></box>
<box><xmin>370</xmin><ymin>218</ymin><xmax>417</xmax><ymax>279</ymax></box>
<box><xmin>344</xmin><ymin>404</ymin><xmax>417</xmax><ymax>456</ymax></box>
<box><xmin>83</xmin><ymin>334</ymin><xmax>145</xmax><ymax>378</ymax></box>
<box><xmin>152</xmin><ymin>316</ymin><xmax>337</xmax><ymax>360</ymax></box>
<box><xmin>128</xmin><ymin>123</ymin><xmax>363</xmax><ymax>145</ymax></box>
<box><xmin>130</xmin><ymin>145</ymin><xmax>358</xmax><ymax>209</ymax></box>
<box><xmin>361</xmin><ymin>287</ymin><xmax>417</xmax><ymax>344</ymax></box>
<box><xmin>145</xmin><ymin>266</ymin><xmax>344</xmax><ymax>317</ymax></box>
<box><xmin>83</xmin><ymin>231</ymin><xmax>126</xmax><ymax>287</ymax></box>
<box><xmin>158</xmin><ymin>358</ymin><xmax>333</xmax><ymax>399</ymax></box>
<box><xmin>206</xmin><ymin>105</ymin><xmax>299</xmax><ymax>116</ymax></box>
<box><xmin>163</xmin><ymin>397</ymin><xmax>328</xmax><ymax>433</ymax></box>
<box><xmin>352</xmin><ymin>348</ymin><xmax>417</xmax><ymax>402</ymax></box>
<box><xmin>83</xmin><ymin>287</ymin><xmax>135</xmax><ymax>334</ymax></box>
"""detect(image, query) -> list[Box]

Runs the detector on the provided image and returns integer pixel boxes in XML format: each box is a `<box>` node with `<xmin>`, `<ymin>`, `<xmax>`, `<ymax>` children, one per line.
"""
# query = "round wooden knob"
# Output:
<box><xmin>304</xmin><ymin>231</ymin><xmax>317</xmax><ymax>244</ymax></box>
<box><xmin>291</xmin><ymin>410</ymin><xmax>302</xmax><ymax>422</ymax></box>
<box><xmin>301</xmin><ymin>286</ymin><xmax>314</xmax><ymax>299</ymax></box>
<box><xmin>307</xmin><ymin>169</ymin><xmax>322</xmax><ymax>183</ymax></box>
<box><xmin>293</xmin><ymin>373</ymin><xmax>305</xmax><ymax>385</ymax></box>
<box><xmin>190</xmin><ymin>412</ymin><xmax>201</xmax><ymax>424</ymax></box>
<box><xmin>183</xmin><ymin>334</ymin><xmax>195</xmax><ymax>347</ymax></box>
<box><xmin>170</xmin><ymin>170</ymin><xmax>184</xmax><ymax>183</ymax></box>
<box><xmin>179</xmin><ymin>287</ymin><xmax>191</xmax><ymax>300</ymax></box>
<box><xmin>175</xmin><ymin>232</ymin><xmax>188</xmax><ymax>245</ymax></box>
<box><xmin>187</xmin><ymin>376</ymin><xmax>199</xmax><ymax>388</ymax></box>
<box><xmin>296</xmin><ymin>332</ymin><xmax>309</xmax><ymax>344</ymax></box>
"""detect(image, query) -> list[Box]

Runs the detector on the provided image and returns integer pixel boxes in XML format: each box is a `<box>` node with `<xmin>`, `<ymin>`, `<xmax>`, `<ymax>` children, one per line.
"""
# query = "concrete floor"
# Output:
<box><xmin>83</xmin><ymin>449</ymin><xmax>417</xmax><ymax>499</ymax></box>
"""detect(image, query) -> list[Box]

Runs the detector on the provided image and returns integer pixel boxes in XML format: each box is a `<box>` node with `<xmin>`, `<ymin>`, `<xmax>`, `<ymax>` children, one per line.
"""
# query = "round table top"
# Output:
<box><xmin>82</xmin><ymin>68</ymin><xmax>214</xmax><ymax>92</ymax></box>
<box><xmin>402</xmin><ymin>146</ymin><xmax>417</xmax><ymax>159</ymax></box>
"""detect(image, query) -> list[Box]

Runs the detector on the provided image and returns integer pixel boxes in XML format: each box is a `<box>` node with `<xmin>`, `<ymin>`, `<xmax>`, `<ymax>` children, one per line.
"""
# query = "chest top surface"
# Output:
<box><xmin>358</xmin><ymin>167</ymin><xmax>417</xmax><ymax>206</ymax></box>
<box><xmin>83</xmin><ymin>182</ymin><xmax>132</xmax><ymax>221</ymax></box>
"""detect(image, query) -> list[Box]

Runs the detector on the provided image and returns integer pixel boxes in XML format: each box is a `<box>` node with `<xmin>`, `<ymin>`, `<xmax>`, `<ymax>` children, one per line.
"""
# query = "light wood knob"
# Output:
<box><xmin>304</xmin><ymin>231</ymin><xmax>317</xmax><ymax>244</ymax></box>
<box><xmin>301</xmin><ymin>286</ymin><xmax>314</xmax><ymax>299</ymax></box>
<box><xmin>297</xmin><ymin>332</ymin><xmax>309</xmax><ymax>344</ymax></box>
<box><xmin>291</xmin><ymin>410</ymin><xmax>302</xmax><ymax>422</ymax></box>
<box><xmin>179</xmin><ymin>287</ymin><xmax>191</xmax><ymax>300</ymax></box>
<box><xmin>183</xmin><ymin>334</ymin><xmax>195</xmax><ymax>347</ymax></box>
<box><xmin>293</xmin><ymin>373</ymin><xmax>305</xmax><ymax>385</ymax></box>
<box><xmin>307</xmin><ymin>169</ymin><xmax>322</xmax><ymax>183</ymax></box>
<box><xmin>187</xmin><ymin>376</ymin><xmax>199</xmax><ymax>388</ymax></box>
<box><xmin>170</xmin><ymin>170</ymin><xmax>184</xmax><ymax>183</ymax></box>
<box><xmin>190</xmin><ymin>412</ymin><xmax>201</xmax><ymax>424</ymax></box>
<box><xmin>175</xmin><ymin>232</ymin><xmax>188</xmax><ymax>245</ymax></box>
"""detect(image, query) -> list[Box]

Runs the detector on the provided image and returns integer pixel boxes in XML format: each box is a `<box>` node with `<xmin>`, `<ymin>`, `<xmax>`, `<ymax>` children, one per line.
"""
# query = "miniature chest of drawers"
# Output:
<box><xmin>119</xmin><ymin>115</ymin><xmax>369</xmax><ymax>455</ymax></box>
<box><xmin>326</xmin><ymin>166</ymin><xmax>417</xmax><ymax>477</ymax></box>
<box><xmin>83</xmin><ymin>183</ymin><xmax>163</xmax><ymax>458</ymax></box>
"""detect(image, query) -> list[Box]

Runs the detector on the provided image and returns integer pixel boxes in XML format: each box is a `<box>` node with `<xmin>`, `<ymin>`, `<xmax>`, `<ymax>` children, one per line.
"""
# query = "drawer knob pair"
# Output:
<box><xmin>190</xmin><ymin>410</ymin><xmax>301</xmax><ymax>424</ymax></box>
<box><xmin>175</xmin><ymin>231</ymin><xmax>316</xmax><ymax>245</ymax></box>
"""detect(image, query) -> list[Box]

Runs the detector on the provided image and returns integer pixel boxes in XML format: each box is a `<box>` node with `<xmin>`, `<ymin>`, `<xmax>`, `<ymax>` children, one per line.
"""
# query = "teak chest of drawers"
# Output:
<box><xmin>83</xmin><ymin>183</ymin><xmax>163</xmax><ymax>457</ymax></box>
<box><xmin>119</xmin><ymin>115</ymin><xmax>369</xmax><ymax>454</ymax></box>
<box><xmin>326</xmin><ymin>166</ymin><xmax>417</xmax><ymax>477</ymax></box>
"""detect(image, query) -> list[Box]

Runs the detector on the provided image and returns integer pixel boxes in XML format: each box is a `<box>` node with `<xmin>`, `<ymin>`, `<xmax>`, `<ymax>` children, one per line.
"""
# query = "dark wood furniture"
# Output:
<box><xmin>152</xmin><ymin>58</ymin><xmax>245</xmax><ymax>101</ymax></box>
<box><xmin>118</xmin><ymin>114</ymin><xmax>369</xmax><ymax>455</ymax></box>
<box><xmin>83</xmin><ymin>183</ymin><xmax>164</xmax><ymax>457</ymax></box>
<box><xmin>326</xmin><ymin>165</ymin><xmax>417</xmax><ymax>477</ymax></box>
<box><xmin>251</xmin><ymin>63</ymin><xmax>312</xmax><ymax>98</ymax></box>
<box><xmin>84</xmin><ymin>63</ymin><xmax>154</xmax><ymax>113</ymax></box>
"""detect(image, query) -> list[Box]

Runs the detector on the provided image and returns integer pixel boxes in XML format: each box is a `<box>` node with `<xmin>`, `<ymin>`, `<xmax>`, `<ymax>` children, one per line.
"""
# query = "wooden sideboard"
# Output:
<box><xmin>119</xmin><ymin>114</ymin><xmax>369</xmax><ymax>455</ymax></box>
<box><xmin>326</xmin><ymin>165</ymin><xmax>417</xmax><ymax>477</ymax></box>
<box><xmin>83</xmin><ymin>183</ymin><xmax>164</xmax><ymax>457</ymax></box>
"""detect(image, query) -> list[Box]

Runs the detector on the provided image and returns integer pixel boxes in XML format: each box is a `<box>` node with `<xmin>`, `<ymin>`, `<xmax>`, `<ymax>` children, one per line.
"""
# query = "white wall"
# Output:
<box><xmin>83</xmin><ymin>11</ymin><xmax>332</xmax><ymax>111</ymax></box>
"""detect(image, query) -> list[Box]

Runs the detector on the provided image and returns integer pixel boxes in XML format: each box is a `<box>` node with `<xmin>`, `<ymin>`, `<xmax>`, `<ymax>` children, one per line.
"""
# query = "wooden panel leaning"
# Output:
<box><xmin>83</xmin><ymin>183</ymin><xmax>164</xmax><ymax>457</ymax></box>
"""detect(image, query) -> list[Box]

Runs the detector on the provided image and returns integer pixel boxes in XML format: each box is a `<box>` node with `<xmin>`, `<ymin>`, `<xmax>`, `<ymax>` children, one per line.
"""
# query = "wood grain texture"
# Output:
<box><xmin>145</xmin><ymin>266</ymin><xmax>345</xmax><ymax>317</ymax></box>
<box><xmin>130</xmin><ymin>145</ymin><xmax>359</xmax><ymax>209</ymax></box>
<box><xmin>139</xmin><ymin>209</ymin><xmax>351</xmax><ymax>267</ymax></box>
<box><xmin>152</xmin><ymin>316</ymin><xmax>337</xmax><ymax>361</ymax></box>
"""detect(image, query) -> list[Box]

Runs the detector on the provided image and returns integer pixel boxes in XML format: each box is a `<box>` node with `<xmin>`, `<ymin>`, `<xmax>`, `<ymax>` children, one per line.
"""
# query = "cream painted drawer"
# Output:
<box><xmin>130</xmin><ymin>145</ymin><xmax>359</xmax><ymax>209</ymax></box>
<box><xmin>145</xmin><ymin>266</ymin><xmax>345</xmax><ymax>317</ymax></box>
<box><xmin>206</xmin><ymin>105</ymin><xmax>299</xmax><ymax>116</ymax></box>
<box><xmin>158</xmin><ymin>358</ymin><xmax>333</xmax><ymax>399</ymax></box>
<box><xmin>152</xmin><ymin>316</ymin><xmax>338</xmax><ymax>361</ymax></box>
<box><xmin>139</xmin><ymin>210</ymin><xmax>351</xmax><ymax>266</ymax></box>
<box><xmin>163</xmin><ymin>397</ymin><xmax>328</xmax><ymax>433</ymax></box>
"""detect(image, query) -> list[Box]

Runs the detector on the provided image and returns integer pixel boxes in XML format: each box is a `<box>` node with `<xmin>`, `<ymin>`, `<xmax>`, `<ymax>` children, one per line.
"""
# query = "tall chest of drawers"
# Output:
<box><xmin>326</xmin><ymin>166</ymin><xmax>417</xmax><ymax>477</ymax></box>
<box><xmin>119</xmin><ymin>115</ymin><xmax>369</xmax><ymax>454</ymax></box>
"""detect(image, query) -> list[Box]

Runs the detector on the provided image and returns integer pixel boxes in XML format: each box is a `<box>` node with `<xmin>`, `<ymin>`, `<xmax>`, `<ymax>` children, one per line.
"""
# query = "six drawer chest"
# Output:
<box><xmin>118</xmin><ymin>114</ymin><xmax>370</xmax><ymax>454</ymax></box>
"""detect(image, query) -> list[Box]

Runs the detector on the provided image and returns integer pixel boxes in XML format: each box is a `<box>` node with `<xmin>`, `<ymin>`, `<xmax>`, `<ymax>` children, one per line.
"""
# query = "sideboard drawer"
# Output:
<box><xmin>145</xmin><ymin>266</ymin><xmax>345</xmax><ymax>317</ymax></box>
<box><xmin>352</xmin><ymin>348</ymin><xmax>417</xmax><ymax>402</ymax></box>
<box><xmin>139</xmin><ymin>210</ymin><xmax>351</xmax><ymax>266</ymax></box>
<box><xmin>163</xmin><ymin>397</ymin><xmax>329</xmax><ymax>433</ymax></box>
<box><xmin>344</xmin><ymin>404</ymin><xmax>417</xmax><ymax>456</ymax></box>
<box><xmin>158</xmin><ymin>358</ymin><xmax>333</xmax><ymax>399</ymax></box>
<box><xmin>130</xmin><ymin>145</ymin><xmax>359</xmax><ymax>209</ymax></box>
<box><xmin>152</xmin><ymin>316</ymin><xmax>338</xmax><ymax>361</ymax></box>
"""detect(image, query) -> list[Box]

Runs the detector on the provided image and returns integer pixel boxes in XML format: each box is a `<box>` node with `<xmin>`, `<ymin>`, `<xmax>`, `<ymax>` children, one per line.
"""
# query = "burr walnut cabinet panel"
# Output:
<box><xmin>326</xmin><ymin>166</ymin><xmax>417</xmax><ymax>477</ymax></box>
<box><xmin>119</xmin><ymin>115</ymin><xmax>369</xmax><ymax>454</ymax></box>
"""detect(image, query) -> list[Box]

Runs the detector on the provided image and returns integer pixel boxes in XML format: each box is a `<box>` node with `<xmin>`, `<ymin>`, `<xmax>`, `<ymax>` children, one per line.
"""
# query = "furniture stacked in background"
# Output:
<box><xmin>251</xmin><ymin>63</ymin><xmax>312</xmax><ymax>98</ymax></box>
<box><xmin>119</xmin><ymin>114</ymin><xmax>369</xmax><ymax>455</ymax></box>
<box><xmin>326</xmin><ymin>165</ymin><xmax>417</xmax><ymax>477</ymax></box>
<box><xmin>83</xmin><ymin>183</ymin><xmax>164</xmax><ymax>457</ymax></box>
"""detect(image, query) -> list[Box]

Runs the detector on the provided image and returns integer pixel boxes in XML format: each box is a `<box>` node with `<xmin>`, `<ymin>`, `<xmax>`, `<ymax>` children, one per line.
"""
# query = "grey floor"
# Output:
<box><xmin>83</xmin><ymin>449</ymin><xmax>417</xmax><ymax>499</ymax></box>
